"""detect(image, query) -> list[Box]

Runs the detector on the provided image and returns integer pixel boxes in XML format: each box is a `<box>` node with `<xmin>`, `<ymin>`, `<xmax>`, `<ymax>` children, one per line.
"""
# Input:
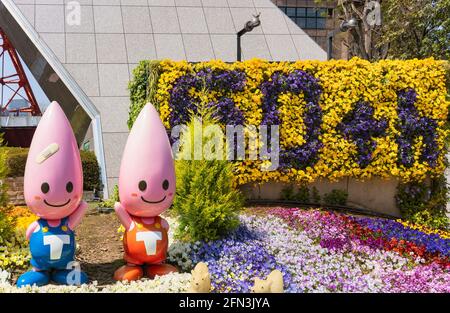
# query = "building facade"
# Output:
<box><xmin>1</xmin><ymin>0</ymin><xmax>327</xmax><ymax>197</ymax></box>
<box><xmin>271</xmin><ymin>0</ymin><xmax>346</xmax><ymax>59</ymax></box>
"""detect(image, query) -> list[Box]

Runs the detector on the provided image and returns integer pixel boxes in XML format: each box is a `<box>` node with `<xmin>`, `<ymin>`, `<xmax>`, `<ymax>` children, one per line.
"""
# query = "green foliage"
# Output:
<box><xmin>173</xmin><ymin>101</ymin><xmax>243</xmax><ymax>242</ymax></box>
<box><xmin>280</xmin><ymin>185</ymin><xmax>320</xmax><ymax>203</ymax></box>
<box><xmin>323</xmin><ymin>189</ymin><xmax>348</xmax><ymax>206</ymax></box>
<box><xmin>0</xmin><ymin>147</ymin><xmax>101</xmax><ymax>191</ymax></box>
<box><xmin>0</xmin><ymin>206</ymin><xmax>15</xmax><ymax>247</ymax></box>
<box><xmin>128</xmin><ymin>60</ymin><xmax>162</xmax><ymax>129</ymax></box>
<box><xmin>316</xmin><ymin>0</ymin><xmax>450</xmax><ymax>60</ymax></box>
<box><xmin>99</xmin><ymin>185</ymin><xmax>120</xmax><ymax>208</ymax></box>
<box><xmin>0</xmin><ymin>239</ymin><xmax>30</xmax><ymax>272</ymax></box>
<box><xmin>295</xmin><ymin>185</ymin><xmax>310</xmax><ymax>203</ymax></box>
<box><xmin>381</xmin><ymin>0</ymin><xmax>450</xmax><ymax>60</ymax></box>
<box><xmin>0</xmin><ymin>135</ymin><xmax>13</xmax><ymax>249</ymax></box>
<box><xmin>396</xmin><ymin>177</ymin><xmax>449</xmax><ymax>230</ymax></box>
<box><xmin>174</xmin><ymin>158</ymin><xmax>243</xmax><ymax>242</ymax></box>
<box><xmin>0</xmin><ymin>137</ymin><xmax>30</xmax><ymax>272</ymax></box>
<box><xmin>0</xmin><ymin>146</ymin><xmax>27</xmax><ymax>178</ymax></box>
<box><xmin>0</xmin><ymin>136</ymin><xmax>9</xmax><ymax>207</ymax></box>
<box><xmin>280</xmin><ymin>185</ymin><xmax>295</xmax><ymax>201</ymax></box>
<box><xmin>311</xmin><ymin>186</ymin><xmax>321</xmax><ymax>204</ymax></box>
<box><xmin>0</xmin><ymin>212</ymin><xmax>31</xmax><ymax>273</ymax></box>
<box><xmin>80</xmin><ymin>151</ymin><xmax>101</xmax><ymax>191</ymax></box>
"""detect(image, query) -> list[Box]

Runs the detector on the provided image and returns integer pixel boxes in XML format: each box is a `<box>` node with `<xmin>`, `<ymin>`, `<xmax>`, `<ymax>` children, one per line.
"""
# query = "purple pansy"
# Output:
<box><xmin>396</xmin><ymin>88</ymin><xmax>439</xmax><ymax>168</ymax></box>
<box><xmin>169</xmin><ymin>68</ymin><xmax>246</xmax><ymax>127</ymax></box>
<box><xmin>260</xmin><ymin>70</ymin><xmax>323</xmax><ymax>170</ymax></box>
<box><xmin>338</xmin><ymin>101</ymin><xmax>388</xmax><ymax>168</ymax></box>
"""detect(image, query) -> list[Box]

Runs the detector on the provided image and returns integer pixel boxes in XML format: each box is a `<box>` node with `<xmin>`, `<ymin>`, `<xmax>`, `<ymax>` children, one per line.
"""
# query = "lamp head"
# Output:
<box><xmin>340</xmin><ymin>17</ymin><xmax>358</xmax><ymax>32</ymax></box>
<box><xmin>244</xmin><ymin>13</ymin><xmax>261</xmax><ymax>32</ymax></box>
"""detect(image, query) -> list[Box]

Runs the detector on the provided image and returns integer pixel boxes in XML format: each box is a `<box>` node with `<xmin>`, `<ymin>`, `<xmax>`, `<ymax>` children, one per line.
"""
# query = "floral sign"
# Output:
<box><xmin>128</xmin><ymin>58</ymin><xmax>449</xmax><ymax>185</ymax></box>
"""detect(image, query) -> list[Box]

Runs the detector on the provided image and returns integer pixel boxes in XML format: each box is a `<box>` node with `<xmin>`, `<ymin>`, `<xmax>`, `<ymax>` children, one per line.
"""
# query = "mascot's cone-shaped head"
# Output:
<box><xmin>24</xmin><ymin>101</ymin><xmax>83</xmax><ymax>220</ymax></box>
<box><xmin>119</xmin><ymin>103</ymin><xmax>175</xmax><ymax>217</ymax></box>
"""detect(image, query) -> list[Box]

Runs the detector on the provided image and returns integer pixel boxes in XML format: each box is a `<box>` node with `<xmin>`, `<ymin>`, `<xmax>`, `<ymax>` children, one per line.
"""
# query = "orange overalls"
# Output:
<box><xmin>123</xmin><ymin>216</ymin><xmax>168</xmax><ymax>265</ymax></box>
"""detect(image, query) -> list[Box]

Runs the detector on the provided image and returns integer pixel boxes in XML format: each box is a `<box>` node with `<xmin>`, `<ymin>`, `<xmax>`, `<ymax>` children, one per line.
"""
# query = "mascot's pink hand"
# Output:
<box><xmin>114</xmin><ymin>202</ymin><xmax>132</xmax><ymax>231</ymax></box>
<box><xmin>26</xmin><ymin>221</ymin><xmax>39</xmax><ymax>240</ymax></box>
<box><xmin>68</xmin><ymin>200</ymin><xmax>88</xmax><ymax>230</ymax></box>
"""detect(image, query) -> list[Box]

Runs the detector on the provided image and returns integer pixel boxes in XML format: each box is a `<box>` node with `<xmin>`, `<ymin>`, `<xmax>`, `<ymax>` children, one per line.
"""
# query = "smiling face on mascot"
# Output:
<box><xmin>17</xmin><ymin>101</ymin><xmax>89</xmax><ymax>288</ymax></box>
<box><xmin>113</xmin><ymin>103</ymin><xmax>178</xmax><ymax>282</ymax></box>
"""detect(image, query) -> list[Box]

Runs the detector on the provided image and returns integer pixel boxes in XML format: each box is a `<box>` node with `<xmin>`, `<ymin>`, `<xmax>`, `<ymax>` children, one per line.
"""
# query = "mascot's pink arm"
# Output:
<box><xmin>26</xmin><ymin>221</ymin><xmax>39</xmax><ymax>240</ymax></box>
<box><xmin>114</xmin><ymin>202</ymin><xmax>132</xmax><ymax>231</ymax></box>
<box><xmin>68</xmin><ymin>200</ymin><xmax>88</xmax><ymax>230</ymax></box>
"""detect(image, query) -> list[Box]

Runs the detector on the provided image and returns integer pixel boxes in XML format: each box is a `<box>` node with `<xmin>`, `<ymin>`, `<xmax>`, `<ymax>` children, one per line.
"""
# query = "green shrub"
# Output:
<box><xmin>0</xmin><ymin>206</ymin><xmax>15</xmax><ymax>245</ymax></box>
<box><xmin>99</xmin><ymin>185</ymin><xmax>120</xmax><ymax>208</ymax></box>
<box><xmin>0</xmin><ymin>137</ymin><xmax>9</xmax><ymax>206</ymax></box>
<box><xmin>0</xmin><ymin>137</ymin><xmax>29</xmax><ymax>273</ymax></box>
<box><xmin>396</xmin><ymin>177</ymin><xmax>449</xmax><ymax>230</ymax></box>
<box><xmin>280</xmin><ymin>185</ymin><xmax>295</xmax><ymax>201</ymax></box>
<box><xmin>80</xmin><ymin>151</ymin><xmax>101</xmax><ymax>191</ymax></box>
<box><xmin>311</xmin><ymin>186</ymin><xmax>321</xmax><ymax>204</ymax></box>
<box><xmin>1</xmin><ymin>147</ymin><xmax>27</xmax><ymax>178</ymax></box>
<box><xmin>323</xmin><ymin>189</ymin><xmax>348</xmax><ymax>206</ymax></box>
<box><xmin>0</xmin><ymin>135</ymin><xmax>12</xmax><ymax>244</ymax></box>
<box><xmin>128</xmin><ymin>60</ymin><xmax>162</xmax><ymax>129</ymax></box>
<box><xmin>281</xmin><ymin>185</ymin><xmax>311</xmax><ymax>203</ymax></box>
<box><xmin>173</xmin><ymin>103</ymin><xmax>243</xmax><ymax>242</ymax></box>
<box><xmin>0</xmin><ymin>147</ymin><xmax>101</xmax><ymax>191</ymax></box>
<box><xmin>0</xmin><ymin>211</ymin><xmax>31</xmax><ymax>273</ymax></box>
<box><xmin>295</xmin><ymin>185</ymin><xmax>310</xmax><ymax>203</ymax></box>
<box><xmin>174</xmin><ymin>159</ymin><xmax>243</xmax><ymax>242</ymax></box>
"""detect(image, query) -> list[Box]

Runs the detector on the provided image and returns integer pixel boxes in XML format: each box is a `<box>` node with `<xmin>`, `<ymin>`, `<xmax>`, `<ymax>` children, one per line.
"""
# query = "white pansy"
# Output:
<box><xmin>0</xmin><ymin>273</ymin><xmax>192</xmax><ymax>293</ymax></box>
<box><xmin>0</xmin><ymin>270</ymin><xmax>11</xmax><ymax>284</ymax></box>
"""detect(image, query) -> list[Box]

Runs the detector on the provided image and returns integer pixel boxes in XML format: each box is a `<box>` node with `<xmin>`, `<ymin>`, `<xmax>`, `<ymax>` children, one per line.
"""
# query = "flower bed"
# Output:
<box><xmin>1</xmin><ymin>208</ymin><xmax>449</xmax><ymax>293</ymax></box>
<box><xmin>0</xmin><ymin>273</ymin><xmax>191</xmax><ymax>293</ymax></box>
<box><xmin>169</xmin><ymin>208</ymin><xmax>449</xmax><ymax>293</ymax></box>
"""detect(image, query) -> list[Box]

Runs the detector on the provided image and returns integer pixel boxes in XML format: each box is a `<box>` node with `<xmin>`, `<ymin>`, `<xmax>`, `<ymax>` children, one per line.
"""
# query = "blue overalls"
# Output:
<box><xmin>29</xmin><ymin>217</ymin><xmax>75</xmax><ymax>270</ymax></box>
<box><xmin>17</xmin><ymin>218</ymin><xmax>88</xmax><ymax>287</ymax></box>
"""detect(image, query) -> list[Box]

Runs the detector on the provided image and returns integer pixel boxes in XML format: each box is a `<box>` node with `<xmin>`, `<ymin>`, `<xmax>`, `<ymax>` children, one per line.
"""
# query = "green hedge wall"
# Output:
<box><xmin>0</xmin><ymin>147</ymin><xmax>101</xmax><ymax>191</ymax></box>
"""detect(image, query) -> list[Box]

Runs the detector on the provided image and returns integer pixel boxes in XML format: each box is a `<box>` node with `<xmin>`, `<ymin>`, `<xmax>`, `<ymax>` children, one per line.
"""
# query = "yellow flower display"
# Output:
<box><xmin>131</xmin><ymin>58</ymin><xmax>450</xmax><ymax>186</ymax></box>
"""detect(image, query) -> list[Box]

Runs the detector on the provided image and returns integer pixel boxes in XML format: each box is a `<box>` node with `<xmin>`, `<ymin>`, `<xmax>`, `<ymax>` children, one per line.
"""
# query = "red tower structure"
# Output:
<box><xmin>0</xmin><ymin>27</ymin><xmax>41</xmax><ymax>116</ymax></box>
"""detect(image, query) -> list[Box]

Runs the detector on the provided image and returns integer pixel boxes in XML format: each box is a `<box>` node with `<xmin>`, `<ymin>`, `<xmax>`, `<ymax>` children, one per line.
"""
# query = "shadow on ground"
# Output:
<box><xmin>80</xmin><ymin>259</ymin><xmax>125</xmax><ymax>286</ymax></box>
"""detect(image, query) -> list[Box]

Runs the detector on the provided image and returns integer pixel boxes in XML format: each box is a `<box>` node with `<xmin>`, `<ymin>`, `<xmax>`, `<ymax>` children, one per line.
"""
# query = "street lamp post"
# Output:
<box><xmin>327</xmin><ymin>18</ymin><xmax>358</xmax><ymax>60</ymax></box>
<box><xmin>237</xmin><ymin>13</ymin><xmax>261</xmax><ymax>62</ymax></box>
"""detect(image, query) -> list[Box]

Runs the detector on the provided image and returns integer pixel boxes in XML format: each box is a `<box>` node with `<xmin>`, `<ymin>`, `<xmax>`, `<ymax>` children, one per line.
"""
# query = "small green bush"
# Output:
<box><xmin>173</xmin><ymin>103</ymin><xmax>243</xmax><ymax>242</ymax></box>
<box><xmin>0</xmin><ymin>206</ymin><xmax>15</xmax><ymax>245</ymax></box>
<box><xmin>1</xmin><ymin>147</ymin><xmax>27</xmax><ymax>178</ymax></box>
<box><xmin>311</xmin><ymin>186</ymin><xmax>321</xmax><ymax>204</ymax></box>
<box><xmin>99</xmin><ymin>185</ymin><xmax>120</xmax><ymax>208</ymax></box>
<box><xmin>323</xmin><ymin>189</ymin><xmax>348</xmax><ymax>206</ymax></box>
<box><xmin>0</xmin><ymin>147</ymin><xmax>101</xmax><ymax>191</ymax></box>
<box><xmin>295</xmin><ymin>185</ymin><xmax>310</xmax><ymax>203</ymax></box>
<box><xmin>280</xmin><ymin>185</ymin><xmax>295</xmax><ymax>200</ymax></box>
<box><xmin>280</xmin><ymin>185</ymin><xmax>311</xmax><ymax>203</ymax></box>
<box><xmin>396</xmin><ymin>177</ymin><xmax>449</xmax><ymax>230</ymax></box>
<box><xmin>0</xmin><ymin>137</ymin><xmax>29</xmax><ymax>272</ymax></box>
<box><xmin>0</xmin><ymin>208</ymin><xmax>31</xmax><ymax>272</ymax></box>
<box><xmin>80</xmin><ymin>151</ymin><xmax>101</xmax><ymax>191</ymax></box>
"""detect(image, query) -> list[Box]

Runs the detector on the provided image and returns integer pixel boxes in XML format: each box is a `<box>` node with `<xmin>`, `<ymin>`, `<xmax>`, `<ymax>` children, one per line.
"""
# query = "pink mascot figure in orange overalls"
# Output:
<box><xmin>113</xmin><ymin>103</ymin><xmax>177</xmax><ymax>281</ymax></box>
